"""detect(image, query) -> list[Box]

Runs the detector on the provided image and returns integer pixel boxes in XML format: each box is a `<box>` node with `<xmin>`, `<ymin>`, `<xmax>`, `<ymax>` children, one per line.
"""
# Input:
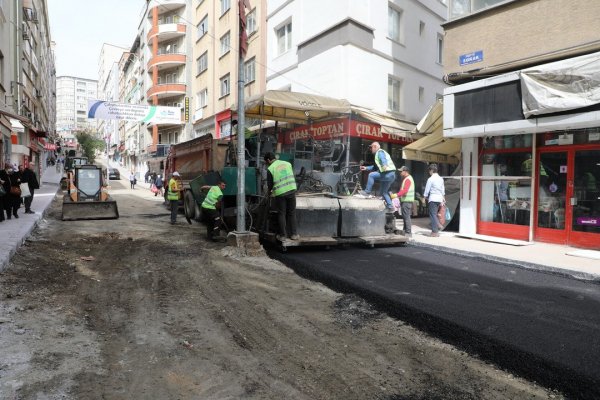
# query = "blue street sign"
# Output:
<box><xmin>459</xmin><ymin>50</ymin><xmax>483</xmax><ymax>66</ymax></box>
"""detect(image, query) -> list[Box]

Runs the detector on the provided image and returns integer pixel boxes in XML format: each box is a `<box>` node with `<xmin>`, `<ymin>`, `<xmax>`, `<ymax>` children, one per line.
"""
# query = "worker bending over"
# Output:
<box><xmin>201</xmin><ymin>181</ymin><xmax>227</xmax><ymax>242</ymax></box>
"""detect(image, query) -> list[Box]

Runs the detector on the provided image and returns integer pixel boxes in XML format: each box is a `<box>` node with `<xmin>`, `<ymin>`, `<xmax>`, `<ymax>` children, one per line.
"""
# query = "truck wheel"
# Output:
<box><xmin>184</xmin><ymin>191</ymin><xmax>195</xmax><ymax>224</ymax></box>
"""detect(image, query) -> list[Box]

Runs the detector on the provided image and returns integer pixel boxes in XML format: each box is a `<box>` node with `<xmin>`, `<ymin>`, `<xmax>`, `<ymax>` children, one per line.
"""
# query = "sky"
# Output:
<box><xmin>47</xmin><ymin>0</ymin><xmax>144</xmax><ymax>80</ymax></box>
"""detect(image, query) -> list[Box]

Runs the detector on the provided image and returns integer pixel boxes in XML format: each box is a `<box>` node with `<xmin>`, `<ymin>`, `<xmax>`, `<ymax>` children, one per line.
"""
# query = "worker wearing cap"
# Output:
<box><xmin>392</xmin><ymin>166</ymin><xmax>414</xmax><ymax>237</ymax></box>
<box><xmin>358</xmin><ymin>142</ymin><xmax>396</xmax><ymax>210</ymax></box>
<box><xmin>167</xmin><ymin>171</ymin><xmax>183</xmax><ymax>224</ymax></box>
<box><xmin>201</xmin><ymin>181</ymin><xmax>226</xmax><ymax>242</ymax></box>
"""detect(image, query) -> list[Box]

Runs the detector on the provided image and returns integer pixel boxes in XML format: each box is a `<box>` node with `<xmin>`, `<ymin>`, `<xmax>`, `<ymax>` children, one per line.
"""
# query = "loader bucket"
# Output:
<box><xmin>62</xmin><ymin>198</ymin><xmax>120</xmax><ymax>221</ymax></box>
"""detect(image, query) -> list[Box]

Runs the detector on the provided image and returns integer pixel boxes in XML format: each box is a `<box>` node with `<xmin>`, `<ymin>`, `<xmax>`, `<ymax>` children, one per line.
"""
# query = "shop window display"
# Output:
<box><xmin>480</xmin><ymin>135</ymin><xmax>533</xmax><ymax>226</ymax></box>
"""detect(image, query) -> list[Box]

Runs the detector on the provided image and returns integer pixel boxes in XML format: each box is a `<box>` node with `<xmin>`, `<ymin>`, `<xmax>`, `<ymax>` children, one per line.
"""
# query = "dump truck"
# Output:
<box><xmin>62</xmin><ymin>164</ymin><xmax>119</xmax><ymax>221</ymax></box>
<box><xmin>164</xmin><ymin>90</ymin><xmax>408</xmax><ymax>250</ymax></box>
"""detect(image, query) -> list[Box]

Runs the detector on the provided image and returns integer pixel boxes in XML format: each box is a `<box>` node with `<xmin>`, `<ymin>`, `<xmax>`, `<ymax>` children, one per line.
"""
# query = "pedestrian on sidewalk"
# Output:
<box><xmin>2</xmin><ymin>163</ymin><xmax>21</xmax><ymax>219</ymax></box>
<box><xmin>201</xmin><ymin>181</ymin><xmax>226</xmax><ymax>241</ymax></box>
<box><xmin>392</xmin><ymin>166</ymin><xmax>414</xmax><ymax>237</ymax></box>
<box><xmin>145</xmin><ymin>170</ymin><xmax>151</xmax><ymax>184</ymax></box>
<box><xmin>129</xmin><ymin>171</ymin><xmax>136</xmax><ymax>189</ymax></box>
<box><xmin>20</xmin><ymin>164</ymin><xmax>39</xmax><ymax>214</ymax></box>
<box><xmin>167</xmin><ymin>171</ymin><xmax>183</xmax><ymax>224</ymax></box>
<box><xmin>424</xmin><ymin>163</ymin><xmax>445</xmax><ymax>237</ymax></box>
<box><xmin>154</xmin><ymin>174</ymin><xmax>163</xmax><ymax>197</ymax></box>
<box><xmin>356</xmin><ymin>142</ymin><xmax>397</xmax><ymax>210</ymax></box>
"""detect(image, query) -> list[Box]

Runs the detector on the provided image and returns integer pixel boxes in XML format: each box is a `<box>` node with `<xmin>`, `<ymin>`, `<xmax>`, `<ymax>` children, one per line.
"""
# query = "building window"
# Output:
<box><xmin>196</xmin><ymin>51</ymin><xmax>208</xmax><ymax>75</ymax></box>
<box><xmin>220</xmin><ymin>119</ymin><xmax>232</xmax><ymax>138</ymax></box>
<box><xmin>220</xmin><ymin>31</ymin><xmax>231</xmax><ymax>56</ymax></box>
<box><xmin>244</xmin><ymin>57</ymin><xmax>255</xmax><ymax>84</ymax></box>
<box><xmin>221</xmin><ymin>0</ymin><xmax>230</xmax><ymax>16</ymax></box>
<box><xmin>388</xmin><ymin>76</ymin><xmax>402</xmax><ymax>113</ymax></box>
<box><xmin>276</xmin><ymin>22</ymin><xmax>292</xmax><ymax>55</ymax></box>
<box><xmin>437</xmin><ymin>33</ymin><xmax>444</xmax><ymax>64</ymax></box>
<box><xmin>418</xmin><ymin>87</ymin><xmax>424</xmax><ymax>103</ymax></box>
<box><xmin>388</xmin><ymin>5</ymin><xmax>403</xmax><ymax>43</ymax></box>
<box><xmin>220</xmin><ymin>74</ymin><xmax>230</xmax><ymax>97</ymax></box>
<box><xmin>197</xmin><ymin>15</ymin><xmax>208</xmax><ymax>39</ymax></box>
<box><xmin>246</xmin><ymin>9</ymin><xmax>257</xmax><ymax>35</ymax></box>
<box><xmin>197</xmin><ymin>88</ymin><xmax>208</xmax><ymax>108</ymax></box>
<box><xmin>419</xmin><ymin>21</ymin><xmax>425</xmax><ymax>36</ymax></box>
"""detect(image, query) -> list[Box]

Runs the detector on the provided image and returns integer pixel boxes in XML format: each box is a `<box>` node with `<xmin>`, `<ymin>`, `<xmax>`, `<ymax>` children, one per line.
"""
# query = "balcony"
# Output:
<box><xmin>147</xmin><ymin>0</ymin><xmax>185</xmax><ymax>13</ymax></box>
<box><xmin>147</xmin><ymin>23</ymin><xmax>186</xmax><ymax>42</ymax></box>
<box><xmin>146</xmin><ymin>83</ymin><xmax>186</xmax><ymax>100</ymax></box>
<box><xmin>147</xmin><ymin>53</ymin><xmax>186</xmax><ymax>71</ymax></box>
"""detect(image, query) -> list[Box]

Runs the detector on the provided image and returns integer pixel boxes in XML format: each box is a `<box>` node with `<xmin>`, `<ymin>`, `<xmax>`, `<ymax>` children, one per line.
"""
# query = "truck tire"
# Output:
<box><xmin>184</xmin><ymin>191</ymin><xmax>195</xmax><ymax>224</ymax></box>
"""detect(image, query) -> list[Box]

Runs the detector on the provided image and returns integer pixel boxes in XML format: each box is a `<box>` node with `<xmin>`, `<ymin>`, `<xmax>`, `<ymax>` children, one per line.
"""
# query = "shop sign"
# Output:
<box><xmin>577</xmin><ymin>217</ymin><xmax>600</xmax><ymax>226</ymax></box>
<box><xmin>284</xmin><ymin>119</ymin><xmax>411</xmax><ymax>145</ymax></box>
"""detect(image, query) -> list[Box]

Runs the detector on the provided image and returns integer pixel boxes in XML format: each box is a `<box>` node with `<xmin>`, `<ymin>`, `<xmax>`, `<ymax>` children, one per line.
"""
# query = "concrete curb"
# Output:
<box><xmin>407</xmin><ymin>240</ymin><xmax>600</xmax><ymax>282</ymax></box>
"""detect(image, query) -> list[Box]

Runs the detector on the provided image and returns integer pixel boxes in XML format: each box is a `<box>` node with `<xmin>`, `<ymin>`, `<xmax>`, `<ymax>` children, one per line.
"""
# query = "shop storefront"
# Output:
<box><xmin>444</xmin><ymin>52</ymin><xmax>600</xmax><ymax>249</ymax></box>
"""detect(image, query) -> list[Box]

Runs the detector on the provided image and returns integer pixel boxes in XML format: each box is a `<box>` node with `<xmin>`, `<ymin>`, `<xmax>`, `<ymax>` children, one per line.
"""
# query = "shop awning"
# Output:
<box><xmin>351</xmin><ymin>106</ymin><xmax>416</xmax><ymax>138</ymax></box>
<box><xmin>238</xmin><ymin>90</ymin><xmax>352</xmax><ymax>124</ymax></box>
<box><xmin>402</xmin><ymin>100</ymin><xmax>461</xmax><ymax>164</ymax></box>
<box><xmin>10</xmin><ymin>118</ymin><xmax>25</xmax><ymax>133</ymax></box>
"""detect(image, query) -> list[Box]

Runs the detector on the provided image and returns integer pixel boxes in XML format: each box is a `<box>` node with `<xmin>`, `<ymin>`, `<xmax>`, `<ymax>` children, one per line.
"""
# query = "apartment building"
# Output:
<box><xmin>98</xmin><ymin>43</ymin><xmax>129</xmax><ymax>157</ymax></box>
<box><xmin>0</xmin><ymin>0</ymin><xmax>56</xmax><ymax>170</ymax></box>
<box><xmin>442</xmin><ymin>0</ymin><xmax>600</xmax><ymax>249</ymax></box>
<box><xmin>56</xmin><ymin>76</ymin><xmax>97</xmax><ymax>134</ymax></box>
<box><xmin>144</xmin><ymin>0</ymin><xmax>194</xmax><ymax>152</ymax></box>
<box><xmin>265</xmin><ymin>0</ymin><xmax>447</xmax><ymax>180</ymax></box>
<box><xmin>192</xmin><ymin>0</ymin><xmax>267</xmax><ymax>139</ymax></box>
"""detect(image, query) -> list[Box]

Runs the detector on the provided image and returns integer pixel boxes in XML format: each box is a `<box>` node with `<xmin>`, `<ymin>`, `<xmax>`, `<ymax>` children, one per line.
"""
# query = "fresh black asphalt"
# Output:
<box><xmin>270</xmin><ymin>244</ymin><xmax>600</xmax><ymax>400</ymax></box>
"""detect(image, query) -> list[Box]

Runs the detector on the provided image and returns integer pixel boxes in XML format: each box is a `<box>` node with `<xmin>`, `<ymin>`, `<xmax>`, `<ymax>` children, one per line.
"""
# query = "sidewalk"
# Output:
<box><xmin>0</xmin><ymin>166</ymin><xmax>63</xmax><ymax>272</ymax></box>
<box><xmin>406</xmin><ymin>217</ymin><xmax>600</xmax><ymax>281</ymax></box>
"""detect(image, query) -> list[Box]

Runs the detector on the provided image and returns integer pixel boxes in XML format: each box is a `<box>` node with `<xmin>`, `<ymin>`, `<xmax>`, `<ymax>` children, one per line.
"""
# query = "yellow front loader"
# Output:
<box><xmin>62</xmin><ymin>165</ymin><xmax>119</xmax><ymax>221</ymax></box>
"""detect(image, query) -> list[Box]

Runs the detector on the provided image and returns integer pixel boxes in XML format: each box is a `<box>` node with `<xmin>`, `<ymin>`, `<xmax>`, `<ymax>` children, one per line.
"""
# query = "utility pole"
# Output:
<box><xmin>236</xmin><ymin>43</ymin><xmax>246</xmax><ymax>232</ymax></box>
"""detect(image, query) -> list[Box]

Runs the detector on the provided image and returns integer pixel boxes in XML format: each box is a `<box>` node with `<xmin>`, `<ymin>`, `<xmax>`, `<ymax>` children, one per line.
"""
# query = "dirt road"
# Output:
<box><xmin>0</xmin><ymin>181</ymin><xmax>563</xmax><ymax>399</ymax></box>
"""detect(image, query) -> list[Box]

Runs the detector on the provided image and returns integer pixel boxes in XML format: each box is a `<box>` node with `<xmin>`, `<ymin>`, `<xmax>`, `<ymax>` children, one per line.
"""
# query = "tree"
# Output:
<box><xmin>75</xmin><ymin>130</ymin><xmax>105</xmax><ymax>164</ymax></box>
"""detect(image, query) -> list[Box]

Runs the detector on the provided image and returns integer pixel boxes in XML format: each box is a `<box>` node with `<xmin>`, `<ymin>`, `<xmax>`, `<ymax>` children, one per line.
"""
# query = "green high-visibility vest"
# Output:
<box><xmin>374</xmin><ymin>149</ymin><xmax>396</xmax><ymax>172</ymax></box>
<box><xmin>202</xmin><ymin>186</ymin><xmax>223</xmax><ymax>210</ymax></box>
<box><xmin>268</xmin><ymin>160</ymin><xmax>297</xmax><ymax>196</ymax></box>
<box><xmin>400</xmin><ymin>175</ymin><xmax>415</xmax><ymax>202</ymax></box>
<box><xmin>167</xmin><ymin>178</ymin><xmax>180</xmax><ymax>200</ymax></box>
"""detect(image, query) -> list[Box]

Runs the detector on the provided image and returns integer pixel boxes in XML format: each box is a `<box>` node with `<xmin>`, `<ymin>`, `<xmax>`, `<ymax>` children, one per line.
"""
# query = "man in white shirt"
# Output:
<box><xmin>423</xmin><ymin>163</ymin><xmax>445</xmax><ymax>237</ymax></box>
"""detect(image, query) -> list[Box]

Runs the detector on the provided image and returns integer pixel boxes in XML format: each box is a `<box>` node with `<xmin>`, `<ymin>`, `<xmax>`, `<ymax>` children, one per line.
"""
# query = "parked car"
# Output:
<box><xmin>108</xmin><ymin>168</ymin><xmax>120</xmax><ymax>180</ymax></box>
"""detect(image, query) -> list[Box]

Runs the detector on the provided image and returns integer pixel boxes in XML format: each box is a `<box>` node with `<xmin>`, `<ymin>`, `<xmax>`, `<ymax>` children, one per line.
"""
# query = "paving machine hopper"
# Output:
<box><xmin>62</xmin><ymin>165</ymin><xmax>119</xmax><ymax>221</ymax></box>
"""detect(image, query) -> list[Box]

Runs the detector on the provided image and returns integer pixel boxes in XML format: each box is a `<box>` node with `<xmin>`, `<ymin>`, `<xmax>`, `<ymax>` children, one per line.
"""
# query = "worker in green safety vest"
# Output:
<box><xmin>264</xmin><ymin>152</ymin><xmax>299</xmax><ymax>241</ymax></box>
<box><xmin>201</xmin><ymin>180</ymin><xmax>226</xmax><ymax>242</ymax></box>
<box><xmin>391</xmin><ymin>165</ymin><xmax>415</xmax><ymax>237</ymax></box>
<box><xmin>167</xmin><ymin>171</ymin><xmax>183</xmax><ymax>225</ymax></box>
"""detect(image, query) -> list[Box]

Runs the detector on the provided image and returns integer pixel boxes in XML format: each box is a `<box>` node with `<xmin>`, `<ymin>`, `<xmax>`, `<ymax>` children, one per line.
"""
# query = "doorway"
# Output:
<box><xmin>535</xmin><ymin>146</ymin><xmax>600</xmax><ymax>248</ymax></box>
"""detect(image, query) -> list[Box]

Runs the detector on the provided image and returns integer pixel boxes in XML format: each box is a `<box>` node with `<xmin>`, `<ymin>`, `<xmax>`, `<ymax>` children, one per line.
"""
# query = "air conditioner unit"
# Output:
<box><xmin>176</xmin><ymin>103</ymin><xmax>183</xmax><ymax>108</ymax></box>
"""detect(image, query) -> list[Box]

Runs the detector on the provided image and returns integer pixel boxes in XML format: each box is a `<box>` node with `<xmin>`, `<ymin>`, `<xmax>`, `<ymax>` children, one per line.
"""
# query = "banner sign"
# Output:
<box><xmin>87</xmin><ymin>100</ymin><xmax>181</xmax><ymax>124</ymax></box>
<box><xmin>283</xmin><ymin>118</ymin><xmax>412</xmax><ymax>145</ymax></box>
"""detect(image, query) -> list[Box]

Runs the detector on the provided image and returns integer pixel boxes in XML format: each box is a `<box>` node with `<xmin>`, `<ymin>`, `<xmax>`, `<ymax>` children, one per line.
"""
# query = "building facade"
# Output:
<box><xmin>442</xmin><ymin>0</ymin><xmax>600</xmax><ymax>249</ymax></box>
<box><xmin>55</xmin><ymin>76</ymin><xmax>97</xmax><ymax>146</ymax></box>
<box><xmin>265</xmin><ymin>0</ymin><xmax>447</xmax><ymax>185</ymax></box>
<box><xmin>0</xmin><ymin>0</ymin><xmax>56</xmax><ymax>171</ymax></box>
<box><xmin>98</xmin><ymin>43</ymin><xmax>129</xmax><ymax>158</ymax></box>
<box><xmin>191</xmin><ymin>0</ymin><xmax>267</xmax><ymax>139</ymax></box>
